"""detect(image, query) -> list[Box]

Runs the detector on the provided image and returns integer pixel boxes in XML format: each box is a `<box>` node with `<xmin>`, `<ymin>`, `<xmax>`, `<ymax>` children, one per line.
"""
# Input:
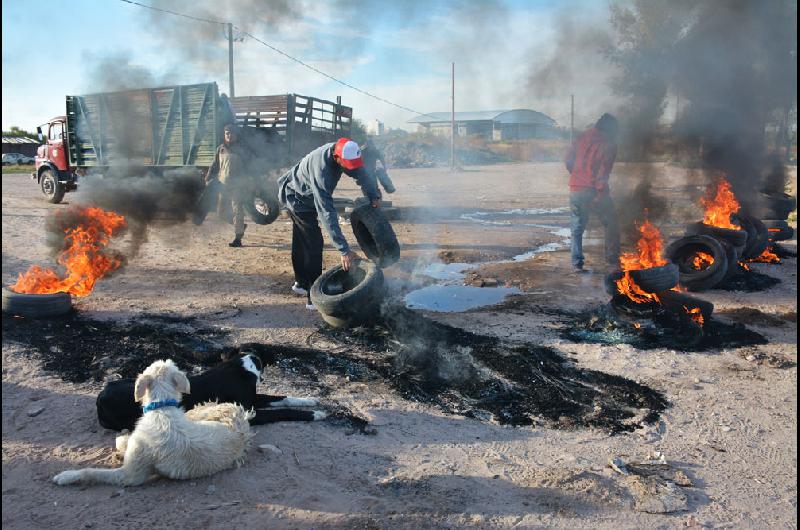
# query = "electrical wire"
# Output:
<box><xmin>117</xmin><ymin>0</ymin><xmax>436</xmax><ymax>119</ymax></box>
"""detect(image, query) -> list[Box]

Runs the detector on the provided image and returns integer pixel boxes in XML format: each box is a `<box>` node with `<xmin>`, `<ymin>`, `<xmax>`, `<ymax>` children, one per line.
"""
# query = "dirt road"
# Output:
<box><xmin>2</xmin><ymin>164</ymin><xmax>797</xmax><ymax>529</ymax></box>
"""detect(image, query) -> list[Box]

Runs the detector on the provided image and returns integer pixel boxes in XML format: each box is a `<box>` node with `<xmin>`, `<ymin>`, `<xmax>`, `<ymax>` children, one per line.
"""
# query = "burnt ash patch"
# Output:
<box><xmin>2</xmin><ymin>312</ymin><xmax>227</xmax><ymax>383</ymax></box>
<box><xmin>561</xmin><ymin>304</ymin><xmax>767</xmax><ymax>352</ymax></box>
<box><xmin>3</xmin><ymin>307</ymin><xmax>668</xmax><ymax>433</ymax></box>
<box><xmin>717</xmin><ymin>266</ymin><xmax>782</xmax><ymax>292</ymax></box>
<box><xmin>271</xmin><ymin>306</ymin><xmax>668</xmax><ymax>433</ymax></box>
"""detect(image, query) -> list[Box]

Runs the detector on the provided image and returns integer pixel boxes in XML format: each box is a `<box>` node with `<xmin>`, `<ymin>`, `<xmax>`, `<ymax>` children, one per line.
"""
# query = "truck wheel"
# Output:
<box><xmin>246</xmin><ymin>185</ymin><xmax>280</xmax><ymax>225</ymax></box>
<box><xmin>40</xmin><ymin>169</ymin><xmax>65</xmax><ymax>204</ymax></box>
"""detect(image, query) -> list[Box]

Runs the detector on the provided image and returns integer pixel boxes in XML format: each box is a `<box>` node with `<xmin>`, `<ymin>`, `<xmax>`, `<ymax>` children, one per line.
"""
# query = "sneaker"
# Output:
<box><xmin>572</xmin><ymin>265</ymin><xmax>589</xmax><ymax>274</ymax></box>
<box><xmin>291</xmin><ymin>282</ymin><xmax>308</xmax><ymax>296</ymax></box>
<box><xmin>228</xmin><ymin>238</ymin><xmax>242</xmax><ymax>247</ymax></box>
<box><xmin>305</xmin><ymin>302</ymin><xmax>317</xmax><ymax>311</ymax></box>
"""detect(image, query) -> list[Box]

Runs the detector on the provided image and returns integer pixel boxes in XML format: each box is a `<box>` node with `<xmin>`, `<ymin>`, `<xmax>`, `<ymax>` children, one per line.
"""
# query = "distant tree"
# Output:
<box><xmin>2</xmin><ymin>126</ymin><xmax>39</xmax><ymax>140</ymax></box>
<box><xmin>349</xmin><ymin>119</ymin><xmax>369</xmax><ymax>145</ymax></box>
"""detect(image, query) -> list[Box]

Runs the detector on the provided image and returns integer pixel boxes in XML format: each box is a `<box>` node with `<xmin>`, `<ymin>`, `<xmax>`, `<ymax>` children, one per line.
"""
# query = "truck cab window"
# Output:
<box><xmin>49</xmin><ymin>123</ymin><xmax>63</xmax><ymax>141</ymax></box>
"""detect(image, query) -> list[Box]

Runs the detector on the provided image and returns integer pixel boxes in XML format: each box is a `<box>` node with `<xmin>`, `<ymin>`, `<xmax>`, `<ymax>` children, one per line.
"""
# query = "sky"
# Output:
<box><xmin>2</xmin><ymin>0</ymin><xmax>615</xmax><ymax>133</ymax></box>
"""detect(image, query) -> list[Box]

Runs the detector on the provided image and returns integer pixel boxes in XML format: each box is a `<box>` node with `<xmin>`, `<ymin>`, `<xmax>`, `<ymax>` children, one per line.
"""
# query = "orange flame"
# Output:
<box><xmin>615</xmin><ymin>218</ymin><xmax>668</xmax><ymax>304</ymax></box>
<box><xmin>701</xmin><ymin>178</ymin><xmax>741</xmax><ymax>230</ymax></box>
<box><xmin>691</xmin><ymin>251</ymin><xmax>715</xmax><ymax>270</ymax></box>
<box><xmin>615</xmin><ymin>217</ymin><xmax>704</xmax><ymax>327</ymax></box>
<box><xmin>684</xmin><ymin>306</ymin><xmax>704</xmax><ymax>327</ymax></box>
<box><xmin>10</xmin><ymin>206</ymin><xmax>126</xmax><ymax>296</ymax></box>
<box><xmin>748</xmin><ymin>247</ymin><xmax>781</xmax><ymax>264</ymax></box>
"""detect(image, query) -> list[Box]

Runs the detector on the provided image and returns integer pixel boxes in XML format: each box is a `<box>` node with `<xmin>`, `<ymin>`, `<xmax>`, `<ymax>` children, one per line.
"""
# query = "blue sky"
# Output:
<box><xmin>2</xmin><ymin>0</ymin><xmax>614</xmax><ymax>132</ymax></box>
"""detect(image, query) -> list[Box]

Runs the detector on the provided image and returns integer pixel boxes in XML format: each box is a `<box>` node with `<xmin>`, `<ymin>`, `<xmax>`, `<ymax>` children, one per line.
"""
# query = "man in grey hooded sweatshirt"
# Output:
<box><xmin>278</xmin><ymin>138</ymin><xmax>381</xmax><ymax>310</ymax></box>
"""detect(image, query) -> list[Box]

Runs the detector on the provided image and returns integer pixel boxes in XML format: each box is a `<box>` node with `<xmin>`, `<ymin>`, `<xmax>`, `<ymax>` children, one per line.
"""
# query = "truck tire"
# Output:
<box><xmin>665</xmin><ymin>235</ymin><xmax>728</xmax><ymax>291</ymax></box>
<box><xmin>309</xmin><ymin>261</ymin><xmax>384</xmax><ymax>329</ymax></box>
<box><xmin>658</xmin><ymin>290</ymin><xmax>714</xmax><ymax>324</ymax></box>
<box><xmin>628</xmin><ymin>263</ymin><xmax>680</xmax><ymax>294</ymax></box>
<box><xmin>40</xmin><ymin>169</ymin><xmax>65</xmax><ymax>204</ymax></box>
<box><xmin>736</xmin><ymin>215</ymin><xmax>770</xmax><ymax>260</ymax></box>
<box><xmin>2</xmin><ymin>287</ymin><xmax>72</xmax><ymax>317</ymax></box>
<box><xmin>763</xmin><ymin>220</ymin><xmax>794</xmax><ymax>242</ymax></box>
<box><xmin>685</xmin><ymin>222</ymin><xmax>748</xmax><ymax>248</ymax></box>
<box><xmin>246</xmin><ymin>185</ymin><xmax>280</xmax><ymax>225</ymax></box>
<box><xmin>349</xmin><ymin>203</ymin><xmax>400</xmax><ymax>268</ymax></box>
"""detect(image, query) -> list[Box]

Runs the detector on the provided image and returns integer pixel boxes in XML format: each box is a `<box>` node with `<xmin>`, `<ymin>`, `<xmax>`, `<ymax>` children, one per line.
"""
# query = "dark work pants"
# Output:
<box><xmin>288</xmin><ymin>210</ymin><xmax>324</xmax><ymax>297</ymax></box>
<box><xmin>570</xmin><ymin>189</ymin><xmax>620</xmax><ymax>268</ymax></box>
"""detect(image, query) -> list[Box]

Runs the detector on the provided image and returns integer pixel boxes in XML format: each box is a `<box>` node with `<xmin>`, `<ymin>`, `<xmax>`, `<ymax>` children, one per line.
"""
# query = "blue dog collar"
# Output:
<box><xmin>142</xmin><ymin>399</ymin><xmax>181</xmax><ymax>413</ymax></box>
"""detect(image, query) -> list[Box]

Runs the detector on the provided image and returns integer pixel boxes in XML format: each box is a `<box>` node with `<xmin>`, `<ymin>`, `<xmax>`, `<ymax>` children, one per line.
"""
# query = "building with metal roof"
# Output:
<box><xmin>2</xmin><ymin>136</ymin><xmax>41</xmax><ymax>157</ymax></box>
<box><xmin>408</xmin><ymin>109</ymin><xmax>559</xmax><ymax>140</ymax></box>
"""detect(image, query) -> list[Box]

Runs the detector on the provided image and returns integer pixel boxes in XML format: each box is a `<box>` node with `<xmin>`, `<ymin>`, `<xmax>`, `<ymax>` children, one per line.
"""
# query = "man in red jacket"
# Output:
<box><xmin>565</xmin><ymin>113</ymin><xmax>620</xmax><ymax>272</ymax></box>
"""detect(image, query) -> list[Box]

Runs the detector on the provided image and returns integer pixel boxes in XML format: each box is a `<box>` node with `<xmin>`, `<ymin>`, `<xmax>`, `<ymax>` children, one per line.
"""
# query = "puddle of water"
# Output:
<box><xmin>404</xmin><ymin>284</ymin><xmax>521</xmax><ymax>312</ymax></box>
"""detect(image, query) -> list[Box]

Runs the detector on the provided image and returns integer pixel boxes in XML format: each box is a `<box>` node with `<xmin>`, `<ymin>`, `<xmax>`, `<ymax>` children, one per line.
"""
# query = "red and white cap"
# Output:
<box><xmin>334</xmin><ymin>138</ymin><xmax>363</xmax><ymax>170</ymax></box>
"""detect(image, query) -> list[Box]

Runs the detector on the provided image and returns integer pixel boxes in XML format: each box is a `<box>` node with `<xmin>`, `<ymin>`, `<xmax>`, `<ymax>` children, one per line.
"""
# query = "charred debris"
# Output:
<box><xmin>3</xmin><ymin>304</ymin><xmax>668</xmax><ymax>435</ymax></box>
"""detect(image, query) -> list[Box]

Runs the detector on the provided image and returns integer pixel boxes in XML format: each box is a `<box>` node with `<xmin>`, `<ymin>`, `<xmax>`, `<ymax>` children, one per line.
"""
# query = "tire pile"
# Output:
<box><xmin>664</xmin><ymin>193</ymin><xmax>796</xmax><ymax>292</ymax></box>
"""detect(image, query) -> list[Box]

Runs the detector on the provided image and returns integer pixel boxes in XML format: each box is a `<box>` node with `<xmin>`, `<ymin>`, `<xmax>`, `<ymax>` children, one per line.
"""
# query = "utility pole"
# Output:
<box><xmin>451</xmin><ymin>62</ymin><xmax>455</xmax><ymax>170</ymax></box>
<box><xmin>570</xmin><ymin>94</ymin><xmax>575</xmax><ymax>145</ymax></box>
<box><xmin>227</xmin><ymin>23</ymin><xmax>235</xmax><ymax>98</ymax></box>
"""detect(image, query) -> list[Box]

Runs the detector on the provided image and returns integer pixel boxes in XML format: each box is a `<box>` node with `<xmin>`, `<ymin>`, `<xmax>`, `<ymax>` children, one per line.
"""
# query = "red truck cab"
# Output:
<box><xmin>33</xmin><ymin>116</ymin><xmax>76</xmax><ymax>203</ymax></box>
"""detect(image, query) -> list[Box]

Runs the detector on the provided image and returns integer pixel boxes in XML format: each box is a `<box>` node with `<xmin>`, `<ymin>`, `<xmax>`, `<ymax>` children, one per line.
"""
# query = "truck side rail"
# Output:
<box><xmin>66</xmin><ymin>83</ymin><xmax>220</xmax><ymax>168</ymax></box>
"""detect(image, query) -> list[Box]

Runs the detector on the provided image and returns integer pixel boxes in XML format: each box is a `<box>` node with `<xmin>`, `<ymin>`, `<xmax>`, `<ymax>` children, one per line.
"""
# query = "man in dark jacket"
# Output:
<box><xmin>565</xmin><ymin>113</ymin><xmax>621</xmax><ymax>272</ymax></box>
<box><xmin>278</xmin><ymin>138</ymin><xmax>381</xmax><ymax>310</ymax></box>
<box><xmin>361</xmin><ymin>139</ymin><xmax>395</xmax><ymax>194</ymax></box>
<box><xmin>203</xmin><ymin>124</ymin><xmax>252</xmax><ymax>247</ymax></box>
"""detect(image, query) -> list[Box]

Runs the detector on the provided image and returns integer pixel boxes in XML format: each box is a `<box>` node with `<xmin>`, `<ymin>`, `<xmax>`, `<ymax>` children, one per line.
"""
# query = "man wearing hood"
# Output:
<box><xmin>278</xmin><ymin>138</ymin><xmax>381</xmax><ymax>310</ymax></box>
<box><xmin>565</xmin><ymin>113</ymin><xmax>621</xmax><ymax>273</ymax></box>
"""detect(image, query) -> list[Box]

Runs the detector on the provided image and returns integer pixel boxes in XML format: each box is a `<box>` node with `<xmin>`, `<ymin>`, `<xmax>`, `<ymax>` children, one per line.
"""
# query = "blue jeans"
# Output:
<box><xmin>570</xmin><ymin>190</ymin><xmax>620</xmax><ymax>268</ymax></box>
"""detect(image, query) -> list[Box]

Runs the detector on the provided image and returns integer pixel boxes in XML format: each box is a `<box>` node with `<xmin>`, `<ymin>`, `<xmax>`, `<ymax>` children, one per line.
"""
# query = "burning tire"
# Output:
<box><xmin>2</xmin><ymin>287</ymin><xmax>72</xmax><ymax>318</ymax></box>
<box><xmin>664</xmin><ymin>235</ymin><xmax>728</xmax><ymax>291</ymax></box>
<box><xmin>246</xmin><ymin>185</ymin><xmax>280</xmax><ymax>225</ymax></box>
<box><xmin>310</xmin><ymin>261</ymin><xmax>384</xmax><ymax>329</ymax></box>
<box><xmin>735</xmin><ymin>215</ymin><xmax>770</xmax><ymax>260</ymax></box>
<box><xmin>628</xmin><ymin>263</ymin><xmax>680</xmax><ymax>294</ymax></box>
<box><xmin>658</xmin><ymin>290</ymin><xmax>714</xmax><ymax>324</ymax></box>
<box><xmin>763</xmin><ymin>220</ymin><xmax>794</xmax><ymax>242</ymax></box>
<box><xmin>349</xmin><ymin>203</ymin><xmax>400</xmax><ymax>268</ymax></box>
<box><xmin>685</xmin><ymin>222</ymin><xmax>748</xmax><ymax>249</ymax></box>
<box><xmin>40</xmin><ymin>169</ymin><xmax>65</xmax><ymax>204</ymax></box>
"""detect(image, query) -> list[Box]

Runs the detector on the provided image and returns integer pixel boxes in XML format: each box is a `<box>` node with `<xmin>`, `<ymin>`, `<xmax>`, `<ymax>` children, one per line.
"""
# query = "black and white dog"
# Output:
<box><xmin>97</xmin><ymin>353</ymin><xmax>324</xmax><ymax>432</ymax></box>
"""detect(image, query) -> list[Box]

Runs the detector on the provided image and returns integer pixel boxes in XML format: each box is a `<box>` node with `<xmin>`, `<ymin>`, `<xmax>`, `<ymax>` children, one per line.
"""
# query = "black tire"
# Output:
<box><xmin>349</xmin><ymin>203</ymin><xmax>400</xmax><ymax>268</ymax></box>
<box><xmin>246</xmin><ymin>184</ymin><xmax>280</xmax><ymax>225</ymax></box>
<box><xmin>193</xmin><ymin>179</ymin><xmax>222</xmax><ymax>225</ymax></box>
<box><xmin>685</xmin><ymin>222</ymin><xmax>748</xmax><ymax>248</ymax></box>
<box><xmin>721</xmin><ymin>242</ymin><xmax>741</xmax><ymax>280</ymax></box>
<box><xmin>739</xmin><ymin>215</ymin><xmax>770</xmax><ymax>259</ymax></box>
<box><xmin>309</xmin><ymin>261</ymin><xmax>385</xmax><ymax>329</ymax></box>
<box><xmin>658</xmin><ymin>290</ymin><xmax>714</xmax><ymax>323</ymax></box>
<box><xmin>628</xmin><ymin>263</ymin><xmax>680</xmax><ymax>294</ymax></box>
<box><xmin>763</xmin><ymin>220</ymin><xmax>794</xmax><ymax>242</ymax></box>
<box><xmin>40</xmin><ymin>169</ymin><xmax>65</xmax><ymax>204</ymax></box>
<box><xmin>2</xmin><ymin>287</ymin><xmax>72</xmax><ymax>317</ymax></box>
<box><xmin>664</xmin><ymin>235</ymin><xmax>728</xmax><ymax>291</ymax></box>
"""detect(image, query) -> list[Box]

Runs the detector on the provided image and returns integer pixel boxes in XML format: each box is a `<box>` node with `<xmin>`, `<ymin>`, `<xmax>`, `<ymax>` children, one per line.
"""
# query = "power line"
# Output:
<box><xmin>117</xmin><ymin>0</ymin><xmax>432</xmax><ymax>118</ymax></box>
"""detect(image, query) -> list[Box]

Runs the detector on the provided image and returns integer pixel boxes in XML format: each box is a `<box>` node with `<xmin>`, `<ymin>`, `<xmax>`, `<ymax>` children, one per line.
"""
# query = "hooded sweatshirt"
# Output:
<box><xmin>565</xmin><ymin>127</ymin><xmax>617</xmax><ymax>193</ymax></box>
<box><xmin>278</xmin><ymin>142</ymin><xmax>380</xmax><ymax>254</ymax></box>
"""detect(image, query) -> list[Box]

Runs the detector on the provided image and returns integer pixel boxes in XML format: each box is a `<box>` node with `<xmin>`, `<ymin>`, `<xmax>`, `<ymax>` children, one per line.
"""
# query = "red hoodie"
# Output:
<box><xmin>565</xmin><ymin>127</ymin><xmax>617</xmax><ymax>193</ymax></box>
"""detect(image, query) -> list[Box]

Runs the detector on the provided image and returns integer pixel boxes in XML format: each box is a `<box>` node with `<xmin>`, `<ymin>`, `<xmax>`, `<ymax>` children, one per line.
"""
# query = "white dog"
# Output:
<box><xmin>53</xmin><ymin>359</ymin><xmax>254</xmax><ymax>487</ymax></box>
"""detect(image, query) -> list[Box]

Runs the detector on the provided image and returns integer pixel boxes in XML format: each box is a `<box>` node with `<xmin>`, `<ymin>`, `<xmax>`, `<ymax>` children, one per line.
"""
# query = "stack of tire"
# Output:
<box><xmin>604</xmin><ymin>263</ymin><xmax>714</xmax><ymax>323</ymax></box>
<box><xmin>310</xmin><ymin>202</ymin><xmax>401</xmax><ymax>329</ymax></box>
<box><xmin>664</xmin><ymin>211</ymin><xmax>775</xmax><ymax>291</ymax></box>
<box><xmin>751</xmin><ymin>192</ymin><xmax>796</xmax><ymax>243</ymax></box>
